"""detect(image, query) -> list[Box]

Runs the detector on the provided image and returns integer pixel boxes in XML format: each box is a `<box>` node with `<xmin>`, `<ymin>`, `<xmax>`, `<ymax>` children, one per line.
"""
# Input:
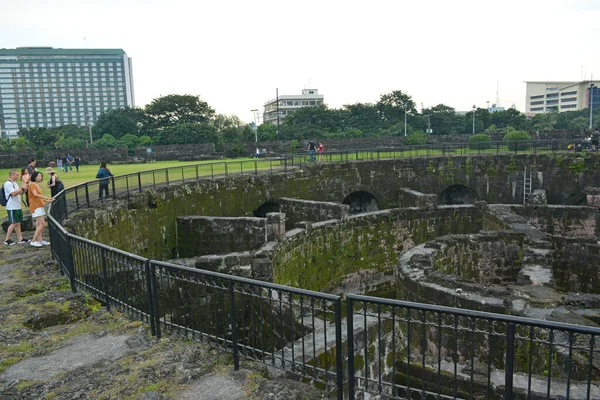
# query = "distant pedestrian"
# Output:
<box><xmin>318</xmin><ymin>142</ymin><xmax>325</xmax><ymax>161</ymax></box>
<box><xmin>61</xmin><ymin>155</ymin><xmax>68</xmax><ymax>173</ymax></box>
<box><xmin>67</xmin><ymin>154</ymin><xmax>74</xmax><ymax>171</ymax></box>
<box><xmin>25</xmin><ymin>159</ymin><xmax>36</xmax><ymax>176</ymax></box>
<box><xmin>57</xmin><ymin>158</ymin><xmax>63</xmax><ymax>170</ymax></box>
<box><xmin>27</xmin><ymin>171</ymin><xmax>54</xmax><ymax>247</ymax></box>
<box><xmin>307</xmin><ymin>140</ymin><xmax>317</xmax><ymax>162</ymax></box>
<box><xmin>592</xmin><ymin>128</ymin><xmax>600</xmax><ymax>152</ymax></box>
<box><xmin>96</xmin><ymin>162</ymin><xmax>114</xmax><ymax>201</ymax></box>
<box><xmin>254</xmin><ymin>147</ymin><xmax>260</xmax><ymax>159</ymax></box>
<box><xmin>74</xmin><ymin>156</ymin><xmax>81</xmax><ymax>172</ymax></box>
<box><xmin>3</xmin><ymin>169</ymin><xmax>30</xmax><ymax>245</ymax></box>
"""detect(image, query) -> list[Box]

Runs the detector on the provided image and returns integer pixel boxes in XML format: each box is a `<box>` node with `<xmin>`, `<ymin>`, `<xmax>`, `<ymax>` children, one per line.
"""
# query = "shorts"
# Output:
<box><xmin>32</xmin><ymin>207</ymin><xmax>46</xmax><ymax>218</ymax></box>
<box><xmin>7</xmin><ymin>209</ymin><xmax>23</xmax><ymax>224</ymax></box>
<box><xmin>592</xmin><ymin>140</ymin><xmax>599</xmax><ymax>146</ymax></box>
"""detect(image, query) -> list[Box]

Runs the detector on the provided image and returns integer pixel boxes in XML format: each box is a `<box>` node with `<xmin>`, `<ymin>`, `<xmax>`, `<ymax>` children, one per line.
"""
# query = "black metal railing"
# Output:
<box><xmin>284</xmin><ymin>139</ymin><xmax>577</xmax><ymax>165</ymax></box>
<box><xmin>47</xmin><ymin>153</ymin><xmax>600</xmax><ymax>399</ymax></box>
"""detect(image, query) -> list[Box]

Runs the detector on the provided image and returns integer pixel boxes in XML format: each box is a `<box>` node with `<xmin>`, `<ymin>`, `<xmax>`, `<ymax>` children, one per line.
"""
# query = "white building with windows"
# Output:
<box><xmin>0</xmin><ymin>47</ymin><xmax>134</xmax><ymax>139</ymax></box>
<box><xmin>263</xmin><ymin>88</ymin><xmax>324</xmax><ymax>124</ymax></box>
<box><xmin>525</xmin><ymin>81</ymin><xmax>600</xmax><ymax>115</ymax></box>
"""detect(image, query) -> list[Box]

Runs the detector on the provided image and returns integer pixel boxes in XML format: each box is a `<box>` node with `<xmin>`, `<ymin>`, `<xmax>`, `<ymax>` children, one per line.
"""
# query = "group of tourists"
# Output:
<box><xmin>3</xmin><ymin>158</ymin><xmax>114</xmax><ymax>247</ymax></box>
<box><xmin>57</xmin><ymin>154</ymin><xmax>81</xmax><ymax>172</ymax></box>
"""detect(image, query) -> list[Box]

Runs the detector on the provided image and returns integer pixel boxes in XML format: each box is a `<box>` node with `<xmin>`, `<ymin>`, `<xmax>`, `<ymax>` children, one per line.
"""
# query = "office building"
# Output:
<box><xmin>525</xmin><ymin>81</ymin><xmax>600</xmax><ymax>114</ymax></box>
<box><xmin>0</xmin><ymin>47</ymin><xmax>134</xmax><ymax>139</ymax></box>
<box><xmin>263</xmin><ymin>88</ymin><xmax>324</xmax><ymax>124</ymax></box>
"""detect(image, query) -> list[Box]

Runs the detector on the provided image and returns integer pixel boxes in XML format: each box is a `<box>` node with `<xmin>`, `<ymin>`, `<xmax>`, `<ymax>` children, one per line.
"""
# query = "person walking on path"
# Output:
<box><xmin>307</xmin><ymin>140</ymin><xmax>317</xmax><ymax>162</ymax></box>
<box><xmin>318</xmin><ymin>142</ymin><xmax>325</xmax><ymax>161</ymax></box>
<box><xmin>61</xmin><ymin>155</ymin><xmax>68</xmax><ymax>173</ymax></box>
<box><xmin>67</xmin><ymin>154</ymin><xmax>74</xmax><ymax>171</ymax></box>
<box><xmin>96</xmin><ymin>162</ymin><xmax>114</xmax><ymax>201</ymax></box>
<box><xmin>3</xmin><ymin>169</ymin><xmax>30</xmax><ymax>245</ymax></box>
<box><xmin>74</xmin><ymin>156</ymin><xmax>81</xmax><ymax>172</ymax></box>
<box><xmin>27</xmin><ymin>171</ymin><xmax>54</xmax><ymax>247</ymax></box>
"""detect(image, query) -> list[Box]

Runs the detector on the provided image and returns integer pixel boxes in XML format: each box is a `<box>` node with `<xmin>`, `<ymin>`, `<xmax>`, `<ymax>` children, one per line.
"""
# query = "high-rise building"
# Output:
<box><xmin>263</xmin><ymin>88</ymin><xmax>324</xmax><ymax>125</ymax></box>
<box><xmin>0</xmin><ymin>47</ymin><xmax>134</xmax><ymax>139</ymax></box>
<box><xmin>525</xmin><ymin>81</ymin><xmax>600</xmax><ymax>115</ymax></box>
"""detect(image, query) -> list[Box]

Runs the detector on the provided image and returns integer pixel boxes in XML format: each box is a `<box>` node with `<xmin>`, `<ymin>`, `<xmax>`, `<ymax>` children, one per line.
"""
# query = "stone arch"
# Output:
<box><xmin>342</xmin><ymin>191</ymin><xmax>380</xmax><ymax>214</ymax></box>
<box><xmin>439</xmin><ymin>184</ymin><xmax>478</xmax><ymax>205</ymax></box>
<box><xmin>253</xmin><ymin>201</ymin><xmax>281</xmax><ymax>217</ymax></box>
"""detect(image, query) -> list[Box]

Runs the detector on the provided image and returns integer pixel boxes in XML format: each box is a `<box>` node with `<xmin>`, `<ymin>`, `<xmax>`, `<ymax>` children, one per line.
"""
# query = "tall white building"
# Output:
<box><xmin>525</xmin><ymin>81</ymin><xmax>600</xmax><ymax>114</ymax></box>
<box><xmin>0</xmin><ymin>47</ymin><xmax>135</xmax><ymax>139</ymax></box>
<box><xmin>263</xmin><ymin>88</ymin><xmax>324</xmax><ymax>124</ymax></box>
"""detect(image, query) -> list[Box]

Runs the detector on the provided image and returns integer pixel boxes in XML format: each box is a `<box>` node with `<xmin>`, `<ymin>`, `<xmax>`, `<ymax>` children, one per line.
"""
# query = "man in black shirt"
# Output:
<box><xmin>592</xmin><ymin>128</ymin><xmax>600</xmax><ymax>152</ymax></box>
<box><xmin>307</xmin><ymin>141</ymin><xmax>317</xmax><ymax>162</ymax></box>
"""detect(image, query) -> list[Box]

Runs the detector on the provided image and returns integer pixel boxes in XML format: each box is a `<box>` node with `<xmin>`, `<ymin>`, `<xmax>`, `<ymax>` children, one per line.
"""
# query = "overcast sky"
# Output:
<box><xmin>2</xmin><ymin>0</ymin><xmax>599</xmax><ymax>122</ymax></box>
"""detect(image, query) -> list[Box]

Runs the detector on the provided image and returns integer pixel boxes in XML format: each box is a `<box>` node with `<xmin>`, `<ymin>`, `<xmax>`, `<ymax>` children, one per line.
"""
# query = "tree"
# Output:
<box><xmin>423</xmin><ymin>104</ymin><xmax>464</xmax><ymax>134</ymax></box>
<box><xmin>212</xmin><ymin>114</ymin><xmax>246</xmax><ymax>143</ymax></box>
<box><xmin>119</xmin><ymin>133</ymin><xmax>141</xmax><ymax>151</ymax></box>
<box><xmin>343</xmin><ymin>103</ymin><xmax>381</xmax><ymax>135</ymax></box>
<box><xmin>139</xmin><ymin>135</ymin><xmax>153</xmax><ymax>146</ymax></box>
<box><xmin>145</xmin><ymin>94</ymin><xmax>215</xmax><ymax>131</ymax></box>
<box><xmin>257</xmin><ymin>124</ymin><xmax>277</xmax><ymax>141</ymax></box>
<box><xmin>377</xmin><ymin>90</ymin><xmax>417</xmax><ymax>126</ymax></box>
<box><xmin>154</xmin><ymin>123</ymin><xmax>218</xmax><ymax>145</ymax></box>
<box><xmin>94</xmin><ymin>107</ymin><xmax>147</xmax><ymax>139</ymax></box>
<box><xmin>54</xmin><ymin>135</ymin><xmax>85</xmax><ymax>149</ymax></box>
<box><xmin>92</xmin><ymin>134</ymin><xmax>120</xmax><ymax>148</ymax></box>
<box><xmin>10</xmin><ymin>137</ymin><xmax>32</xmax><ymax>152</ymax></box>
<box><xmin>18</xmin><ymin>127</ymin><xmax>58</xmax><ymax>148</ymax></box>
<box><xmin>490</xmin><ymin>108</ymin><xmax>527</xmax><ymax>130</ymax></box>
<box><xmin>530</xmin><ymin>112</ymin><xmax>557</xmax><ymax>130</ymax></box>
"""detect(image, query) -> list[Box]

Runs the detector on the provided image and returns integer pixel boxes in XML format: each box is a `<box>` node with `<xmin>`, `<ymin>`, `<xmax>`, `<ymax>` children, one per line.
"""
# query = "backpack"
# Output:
<box><xmin>0</xmin><ymin>181</ymin><xmax>9</xmax><ymax>207</ymax></box>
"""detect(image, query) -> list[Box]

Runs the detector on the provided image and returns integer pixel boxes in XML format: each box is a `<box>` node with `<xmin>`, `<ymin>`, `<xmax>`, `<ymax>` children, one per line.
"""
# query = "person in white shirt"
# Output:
<box><xmin>3</xmin><ymin>169</ymin><xmax>30</xmax><ymax>245</ymax></box>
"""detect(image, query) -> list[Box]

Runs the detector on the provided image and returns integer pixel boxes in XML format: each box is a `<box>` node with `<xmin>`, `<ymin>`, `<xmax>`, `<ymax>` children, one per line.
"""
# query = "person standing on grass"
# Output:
<box><xmin>20</xmin><ymin>168</ymin><xmax>30</xmax><ymax>209</ymax></box>
<box><xmin>46</xmin><ymin>167</ymin><xmax>64</xmax><ymax>197</ymax></box>
<box><xmin>27</xmin><ymin>171</ymin><xmax>53</xmax><ymax>247</ymax></box>
<box><xmin>61</xmin><ymin>155</ymin><xmax>68</xmax><ymax>173</ymax></box>
<box><xmin>307</xmin><ymin>140</ymin><xmax>317</xmax><ymax>162</ymax></box>
<box><xmin>25</xmin><ymin>159</ymin><xmax>36</xmax><ymax>176</ymax></box>
<box><xmin>74</xmin><ymin>155</ymin><xmax>80</xmax><ymax>172</ymax></box>
<box><xmin>3</xmin><ymin>169</ymin><xmax>30</xmax><ymax>245</ymax></box>
<box><xmin>318</xmin><ymin>141</ymin><xmax>325</xmax><ymax>161</ymax></box>
<box><xmin>96</xmin><ymin>161</ymin><xmax>113</xmax><ymax>201</ymax></box>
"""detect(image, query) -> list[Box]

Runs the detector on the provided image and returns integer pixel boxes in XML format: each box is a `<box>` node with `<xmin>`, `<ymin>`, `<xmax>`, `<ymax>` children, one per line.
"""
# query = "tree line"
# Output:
<box><xmin>5</xmin><ymin>91</ymin><xmax>598</xmax><ymax>153</ymax></box>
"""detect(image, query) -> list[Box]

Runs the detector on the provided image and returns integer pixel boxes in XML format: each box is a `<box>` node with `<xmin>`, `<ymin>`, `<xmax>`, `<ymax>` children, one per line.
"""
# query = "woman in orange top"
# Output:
<box><xmin>27</xmin><ymin>171</ymin><xmax>54</xmax><ymax>247</ymax></box>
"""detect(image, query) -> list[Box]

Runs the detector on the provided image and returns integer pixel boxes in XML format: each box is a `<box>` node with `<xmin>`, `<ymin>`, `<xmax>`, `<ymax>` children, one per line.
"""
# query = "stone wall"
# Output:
<box><xmin>398</xmin><ymin>188</ymin><xmax>438</xmax><ymax>209</ymax></box>
<box><xmin>270</xmin><ymin>206</ymin><xmax>484</xmax><ymax>292</ymax></box>
<box><xmin>135</xmin><ymin>144</ymin><xmax>216</xmax><ymax>162</ymax></box>
<box><xmin>551</xmin><ymin>237</ymin><xmax>600</xmax><ymax>294</ymax></box>
<box><xmin>430</xmin><ymin>232</ymin><xmax>525</xmax><ymax>285</ymax></box>
<box><xmin>0</xmin><ymin>151</ymin><xmax>36</xmax><ymax>169</ymax></box>
<box><xmin>176</xmin><ymin>216</ymin><xmax>266</xmax><ymax>257</ymax></box>
<box><xmin>43</xmin><ymin>148</ymin><xmax>129</xmax><ymax>165</ymax></box>
<box><xmin>65</xmin><ymin>154</ymin><xmax>600</xmax><ymax>261</ymax></box>
<box><xmin>512</xmin><ymin>205</ymin><xmax>598</xmax><ymax>239</ymax></box>
<box><xmin>277</xmin><ymin>197</ymin><xmax>349</xmax><ymax>229</ymax></box>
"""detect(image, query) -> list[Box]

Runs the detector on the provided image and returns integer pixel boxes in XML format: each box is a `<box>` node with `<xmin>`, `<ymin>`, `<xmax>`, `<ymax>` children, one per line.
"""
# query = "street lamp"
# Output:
<box><xmin>403</xmin><ymin>105</ymin><xmax>408</xmax><ymax>136</ymax></box>
<box><xmin>590</xmin><ymin>83</ymin><xmax>597</xmax><ymax>130</ymax></box>
<box><xmin>472</xmin><ymin>105</ymin><xmax>476</xmax><ymax>135</ymax></box>
<box><xmin>250</xmin><ymin>109</ymin><xmax>258</xmax><ymax>143</ymax></box>
<box><xmin>86</xmin><ymin>113</ymin><xmax>93</xmax><ymax>144</ymax></box>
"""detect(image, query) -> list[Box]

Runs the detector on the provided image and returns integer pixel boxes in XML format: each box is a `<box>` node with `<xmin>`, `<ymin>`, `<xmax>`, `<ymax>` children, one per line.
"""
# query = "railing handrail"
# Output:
<box><xmin>347</xmin><ymin>293</ymin><xmax>600</xmax><ymax>335</ymax></box>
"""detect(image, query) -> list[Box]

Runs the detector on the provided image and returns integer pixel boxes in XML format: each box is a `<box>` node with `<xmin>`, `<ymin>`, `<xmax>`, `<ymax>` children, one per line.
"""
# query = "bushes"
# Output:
<box><xmin>468</xmin><ymin>134</ymin><xmax>491</xmax><ymax>150</ymax></box>
<box><xmin>503</xmin><ymin>130</ymin><xmax>531</xmax><ymax>151</ymax></box>
<box><xmin>404</xmin><ymin>131</ymin><xmax>428</xmax><ymax>145</ymax></box>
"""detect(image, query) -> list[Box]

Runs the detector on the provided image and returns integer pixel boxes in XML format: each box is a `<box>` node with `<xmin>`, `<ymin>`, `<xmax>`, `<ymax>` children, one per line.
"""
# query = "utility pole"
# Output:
<box><xmin>250</xmin><ymin>109</ymin><xmax>258</xmax><ymax>143</ymax></box>
<box><xmin>86</xmin><ymin>113</ymin><xmax>93</xmax><ymax>144</ymax></box>
<box><xmin>590</xmin><ymin>81</ymin><xmax>596</xmax><ymax>130</ymax></box>
<box><xmin>403</xmin><ymin>105</ymin><xmax>407</xmax><ymax>136</ymax></box>
<box><xmin>276</xmin><ymin>88</ymin><xmax>280</xmax><ymax>140</ymax></box>
<box><xmin>472</xmin><ymin>105</ymin><xmax>476</xmax><ymax>134</ymax></box>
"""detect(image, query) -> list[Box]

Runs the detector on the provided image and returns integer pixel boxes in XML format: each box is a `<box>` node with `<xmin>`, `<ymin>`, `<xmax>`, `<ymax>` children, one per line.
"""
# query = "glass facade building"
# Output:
<box><xmin>0</xmin><ymin>47</ymin><xmax>134</xmax><ymax>139</ymax></box>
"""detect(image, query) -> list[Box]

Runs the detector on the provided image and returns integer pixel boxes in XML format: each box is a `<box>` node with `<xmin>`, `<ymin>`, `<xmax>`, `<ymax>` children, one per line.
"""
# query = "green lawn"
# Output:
<box><xmin>0</xmin><ymin>158</ymin><xmax>286</xmax><ymax>196</ymax></box>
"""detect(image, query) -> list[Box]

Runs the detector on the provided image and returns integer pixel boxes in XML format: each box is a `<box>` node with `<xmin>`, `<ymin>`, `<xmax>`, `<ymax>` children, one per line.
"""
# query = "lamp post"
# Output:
<box><xmin>590</xmin><ymin>83</ymin><xmax>596</xmax><ymax>130</ymax></box>
<box><xmin>250</xmin><ymin>109</ymin><xmax>258</xmax><ymax>143</ymax></box>
<box><xmin>472</xmin><ymin>105</ymin><xmax>476</xmax><ymax>134</ymax></box>
<box><xmin>403</xmin><ymin>105</ymin><xmax>408</xmax><ymax>136</ymax></box>
<box><xmin>86</xmin><ymin>113</ymin><xmax>93</xmax><ymax>144</ymax></box>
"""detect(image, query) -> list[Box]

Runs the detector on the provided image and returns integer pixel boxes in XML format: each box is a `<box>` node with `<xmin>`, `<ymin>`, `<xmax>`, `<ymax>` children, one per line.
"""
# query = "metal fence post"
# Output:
<box><xmin>334</xmin><ymin>298</ymin><xmax>344</xmax><ymax>400</ymax></box>
<box><xmin>144</xmin><ymin>260</ymin><xmax>156</xmax><ymax>336</ymax></box>
<box><xmin>65</xmin><ymin>234</ymin><xmax>77</xmax><ymax>293</ymax></box>
<box><xmin>150</xmin><ymin>262</ymin><xmax>161</xmax><ymax>339</ymax></box>
<box><xmin>101</xmin><ymin>247</ymin><xmax>111</xmax><ymax>311</ymax></box>
<box><xmin>228</xmin><ymin>280</ymin><xmax>240</xmax><ymax>370</ymax></box>
<box><xmin>85</xmin><ymin>183</ymin><xmax>90</xmax><ymax>207</ymax></box>
<box><xmin>347</xmin><ymin>296</ymin><xmax>355</xmax><ymax>400</ymax></box>
<box><xmin>505</xmin><ymin>323</ymin><xmax>515</xmax><ymax>400</ymax></box>
<box><xmin>111</xmin><ymin>176</ymin><xmax>116</xmax><ymax>199</ymax></box>
<box><xmin>137</xmin><ymin>172</ymin><xmax>142</xmax><ymax>193</ymax></box>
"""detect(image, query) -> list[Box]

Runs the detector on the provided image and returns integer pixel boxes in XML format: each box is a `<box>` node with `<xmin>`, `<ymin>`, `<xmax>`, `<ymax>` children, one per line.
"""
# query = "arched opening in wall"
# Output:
<box><xmin>253</xmin><ymin>201</ymin><xmax>281</xmax><ymax>217</ymax></box>
<box><xmin>439</xmin><ymin>184</ymin><xmax>478</xmax><ymax>205</ymax></box>
<box><xmin>343</xmin><ymin>191</ymin><xmax>380</xmax><ymax>214</ymax></box>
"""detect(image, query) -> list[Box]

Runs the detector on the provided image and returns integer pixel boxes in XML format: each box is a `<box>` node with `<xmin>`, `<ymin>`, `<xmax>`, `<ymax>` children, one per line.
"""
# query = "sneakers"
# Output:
<box><xmin>18</xmin><ymin>238</ymin><xmax>30</xmax><ymax>244</ymax></box>
<box><xmin>30</xmin><ymin>241</ymin><xmax>42</xmax><ymax>247</ymax></box>
<box><xmin>41</xmin><ymin>241</ymin><xmax>50</xmax><ymax>246</ymax></box>
<box><xmin>3</xmin><ymin>239</ymin><xmax>16</xmax><ymax>246</ymax></box>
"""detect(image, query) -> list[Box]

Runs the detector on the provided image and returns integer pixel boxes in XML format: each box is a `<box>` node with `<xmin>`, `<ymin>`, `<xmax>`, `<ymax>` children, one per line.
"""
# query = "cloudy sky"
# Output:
<box><xmin>2</xmin><ymin>0</ymin><xmax>599</xmax><ymax>121</ymax></box>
